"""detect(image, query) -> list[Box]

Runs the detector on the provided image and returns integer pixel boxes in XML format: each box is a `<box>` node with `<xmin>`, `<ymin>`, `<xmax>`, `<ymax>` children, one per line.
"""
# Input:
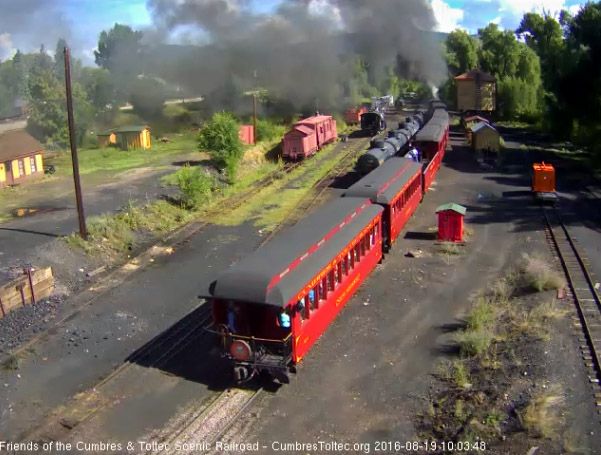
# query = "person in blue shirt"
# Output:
<box><xmin>279</xmin><ymin>310</ymin><xmax>291</xmax><ymax>328</ymax></box>
<box><xmin>227</xmin><ymin>301</ymin><xmax>238</xmax><ymax>333</ymax></box>
<box><xmin>308</xmin><ymin>289</ymin><xmax>315</xmax><ymax>306</ymax></box>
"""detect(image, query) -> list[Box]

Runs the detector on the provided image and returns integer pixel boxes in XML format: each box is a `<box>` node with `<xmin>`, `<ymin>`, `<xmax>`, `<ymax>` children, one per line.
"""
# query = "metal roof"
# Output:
<box><xmin>285</xmin><ymin>125</ymin><xmax>314</xmax><ymax>137</ymax></box>
<box><xmin>296</xmin><ymin>115</ymin><xmax>332</xmax><ymax>125</ymax></box>
<box><xmin>207</xmin><ymin>198</ymin><xmax>383</xmax><ymax>307</ymax></box>
<box><xmin>344</xmin><ymin>157</ymin><xmax>422</xmax><ymax>204</ymax></box>
<box><xmin>469</xmin><ymin>121</ymin><xmax>497</xmax><ymax>134</ymax></box>
<box><xmin>113</xmin><ymin>126</ymin><xmax>149</xmax><ymax>133</ymax></box>
<box><xmin>454</xmin><ymin>70</ymin><xmax>496</xmax><ymax>82</ymax></box>
<box><xmin>0</xmin><ymin>130</ymin><xmax>43</xmax><ymax>162</ymax></box>
<box><xmin>415</xmin><ymin>109</ymin><xmax>448</xmax><ymax>142</ymax></box>
<box><xmin>436</xmin><ymin>203</ymin><xmax>466</xmax><ymax>215</ymax></box>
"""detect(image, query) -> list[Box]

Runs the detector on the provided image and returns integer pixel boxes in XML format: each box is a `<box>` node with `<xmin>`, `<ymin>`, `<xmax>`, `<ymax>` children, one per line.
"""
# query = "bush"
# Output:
<box><xmin>466</xmin><ymin>297</ymin><xmax>498</xmax><ymax>331</ymax></box>
<box><xmin>173</xmin><ymin>165</ymin><xmax>215</xmax><ymax>210</ymax></box>
<box><xmin>518</xmin><ymin>386</ymin><xmax>564</xmax><ymax>438</ymax></box>
<box><xmin>520</xmin><ymin>254</ymin><xmax>564</xmax><ymax>292</ymax></box>
<box><xmin>198</xmin><ymin>112</ymin><xmax>243</xmax><ymax>183</ymax></box>
<box><xmin>256</xmin><ymin>119</ymin><xmax>285</xmax><ymax>142</ymax></box>
<box><xmin>454</xmin><ymin>329</ymin><xmax>494</xmax><ymax>357</ymax></box>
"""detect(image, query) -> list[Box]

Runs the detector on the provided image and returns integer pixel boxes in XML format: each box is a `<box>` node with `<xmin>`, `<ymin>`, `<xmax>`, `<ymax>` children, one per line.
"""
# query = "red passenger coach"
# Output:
<box><xmin>414</xmin><ymin>109</ymin><xmax>449</xmax><ymax>192</ymax></box>
<box><xmin>344</xmin><ymin>157</ymin><xmax>423</xmax><ymax>250</ymax></box>
<box><xmin>282</xmin><ymin>115</ymin><xmax>338</xmax><ymax>160</ymax></box>
<box><xmin>203</xmin><ymin>198</ymin><xmax>383</xmax><ymax>383</ymax></box>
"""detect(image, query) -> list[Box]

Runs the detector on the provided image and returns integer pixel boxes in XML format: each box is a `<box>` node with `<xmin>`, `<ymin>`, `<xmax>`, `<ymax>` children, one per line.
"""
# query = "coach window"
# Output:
<box><xmin>349</xmin><ymin>250</ymin><xmax>354</xmax><ymax>270</ymax></box>
<box><xmin>321</xmin><ymin>277</ymin><xmax>327</xmax><ymax>300</ymax></box>
<box><xmin>337</xmin><ymin>262</ymin><xmax>343</xmax><ymax>283</ymax></box>
<box><xmin>375</xmin><ymin>223</ymin><xmax>379</xmax><ymax>239</ymax></box>
<box><xmin>328</xmin><ymin>270</ymin><xmax>335</xmax><ymax>291</ymax></box>
<box><xmin>355</xmin><ymin>244</ymin><xmax>360</xmax><ymax>262</ymax></box>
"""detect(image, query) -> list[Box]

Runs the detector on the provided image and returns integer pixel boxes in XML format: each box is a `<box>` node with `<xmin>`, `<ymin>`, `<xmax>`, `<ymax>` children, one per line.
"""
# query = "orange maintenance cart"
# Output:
<box><xmin>532</xmin><ymin>162</ymin><xmax>558</xmax><ymax>203</ymax></box>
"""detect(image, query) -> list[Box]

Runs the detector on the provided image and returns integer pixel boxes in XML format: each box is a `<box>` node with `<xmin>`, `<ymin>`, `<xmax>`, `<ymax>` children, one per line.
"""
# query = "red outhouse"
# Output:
<box><xmin>436</xmin><ymin>203</ymin><xmax>466</xmax><ymax>242</ymax></box>
<box><xmin>238</xmin><ymin>125</ymin><xmax>255</xmax><ymax>146</ymax></box>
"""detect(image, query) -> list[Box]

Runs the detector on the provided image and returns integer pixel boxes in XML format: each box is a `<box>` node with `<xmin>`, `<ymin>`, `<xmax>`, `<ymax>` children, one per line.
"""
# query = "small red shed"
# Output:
<box><xmin>436</xmin><ymin>203</ymin><xmax>467</xmax><ymax>242</ymax></box>
<box><xmin>238</xmin><ymin>125</ymin><xmax>255</xmax><ymax>146</ymax></box>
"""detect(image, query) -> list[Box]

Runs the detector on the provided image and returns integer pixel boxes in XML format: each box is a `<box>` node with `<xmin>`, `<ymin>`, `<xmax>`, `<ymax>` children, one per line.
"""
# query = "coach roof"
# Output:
<box><xmin>207</xmin><ymin>198</ymin><xmax>383</xmax><ymax>307</ymax></box>
<box><xmin>344</xmin><ymin>157</ymin><xmax>422</xmax><ymax>204</ymax></box>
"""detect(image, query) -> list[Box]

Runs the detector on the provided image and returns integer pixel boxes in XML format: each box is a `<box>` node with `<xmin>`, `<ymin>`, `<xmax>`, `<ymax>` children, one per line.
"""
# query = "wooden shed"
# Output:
<box><xmin>0</xmin><ymin>130</ymin><xmax>44</xmax><ymax>187</ymax></box>
<box><xmin>97</xmin><ymin>130</ymin><xmax>117</xmax><ymax>147</ymax></box>
<box><xmin>469</xmin><ymin>122</ymin><xmax>500</xmax><ymax>153</ymax></box>
<box><xmin>112</xmin><ymin>126</ymin><xmax>151</xmax><ymax>151</ymax></box>
<box><xmin>455</xmin><ymin>70</ymin><xmax>496</xmax><ymax>112</ymax></box>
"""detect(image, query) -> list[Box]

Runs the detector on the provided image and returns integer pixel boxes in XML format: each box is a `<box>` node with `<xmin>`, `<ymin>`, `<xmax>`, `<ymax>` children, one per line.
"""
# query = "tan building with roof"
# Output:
<box><xmin>454</xmin><ymin>70</ymin><xmax>496</xmax><ymax>112</ymax></box>
<box><xmin>98</xmin><ymin>126</ymin><xmax>151</xmax><ymax>150</ymax></box>
<box><xmin>0</xmin><ymin>130</ymin><xmax>44</xmax><ymax>187</ymax></box>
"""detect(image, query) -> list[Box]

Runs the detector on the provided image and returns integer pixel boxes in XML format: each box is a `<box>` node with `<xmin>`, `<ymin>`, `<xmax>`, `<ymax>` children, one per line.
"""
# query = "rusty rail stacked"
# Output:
<box><xmin>543</xmin><ymin>207</ymin><xmax>601</xmax><ymax>405</ymax></box>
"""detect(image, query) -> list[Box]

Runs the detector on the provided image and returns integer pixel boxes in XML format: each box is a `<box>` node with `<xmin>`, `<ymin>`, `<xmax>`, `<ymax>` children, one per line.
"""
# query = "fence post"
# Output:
<box><xmin>25</xmin><ymin>267</ymin><xmax>36</xmax><ymax>305</ymax></box>
<box><xmin>17</xmin><ymin>285</ymin><xmax>26</xmax><ymax>306</ymax></box>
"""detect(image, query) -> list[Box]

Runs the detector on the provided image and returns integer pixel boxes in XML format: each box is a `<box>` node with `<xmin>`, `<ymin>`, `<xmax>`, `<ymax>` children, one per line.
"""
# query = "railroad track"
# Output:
<box><xmin>20</xmin><ymin>306</ymin><xmax>212</xmax><ymax>443</ymax></box>
<box><xmin>144</xmin><ymin>387</ymin><xmax>263</xmax><ymax>455</ymax></box>
<box><xmin>543</xmin><ymin>205</ymin><xmax>601</xmax><ymax>411</ymax></box>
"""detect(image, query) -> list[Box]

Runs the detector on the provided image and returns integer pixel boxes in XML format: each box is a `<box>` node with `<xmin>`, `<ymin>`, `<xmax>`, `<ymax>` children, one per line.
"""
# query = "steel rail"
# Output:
<box><xmin>543</xmin><ymin>206</ymin><xmax>601</xmax><ymax>384</ymax></box>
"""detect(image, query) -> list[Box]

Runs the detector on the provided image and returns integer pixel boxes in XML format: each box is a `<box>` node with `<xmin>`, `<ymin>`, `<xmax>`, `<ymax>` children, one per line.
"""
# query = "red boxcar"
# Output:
<box><xmin>282</xmin><ymin>115</ymin><xmax>337</xmax><ymax>160</ymax></box>
<box><xmin>238</xmin><ymin>125</ymin><xmax>255</xmax><ymax>146</ymax></box>
<box><xmin>203</xmin><ymin>198</ymin><xmax>383</xmax><ymax>383</ymax></box>
<box><xmin>345</xmin><ymin>106</ymin><xmax>367</xmax><ymax>125</ymax></box>
<box><xmin>344</xmin><ymin>157</ymin><xmax>423</xmax><ymax>250</ymax></box>
<box><xmin>414</xmin><ymin>109</ymin><xmax>449</xmax><ymax>192</ymax></box>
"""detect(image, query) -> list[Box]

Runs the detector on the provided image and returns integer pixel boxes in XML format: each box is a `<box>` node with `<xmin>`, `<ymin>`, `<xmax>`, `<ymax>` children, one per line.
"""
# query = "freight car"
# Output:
<box><xmin>203</xmin><ymin>198</ymin><xmax>384</xmax><ymax>383</ymax></box>
<box><xmin>344</xmin><ymin>106</ymin><xmax>367</xmax><ymax>125</ymax></box>
<box><xmin>282</xmin><ymin>114</ymin><xmax>338</xmax><ymax>160</ymax></box>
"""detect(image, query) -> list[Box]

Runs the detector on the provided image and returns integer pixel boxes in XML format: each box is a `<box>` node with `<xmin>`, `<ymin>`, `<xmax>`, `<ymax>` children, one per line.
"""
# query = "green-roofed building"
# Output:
<box><xmin>97</xmin><ymin>126</ymin><xmax>151</xmax><ymax>150</ymax></box>
<box><xmin>436</xmin><ymin>203</ymin><xmax>467</xmax><ymax>242</ymax></box>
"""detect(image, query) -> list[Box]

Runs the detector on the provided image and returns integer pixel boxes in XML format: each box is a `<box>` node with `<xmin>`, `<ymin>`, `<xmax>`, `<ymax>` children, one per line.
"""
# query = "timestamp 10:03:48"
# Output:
<box><xmin>375</xmin><ymin>440</ymin><xmax>487</xmax><ymax>452</ymax></box>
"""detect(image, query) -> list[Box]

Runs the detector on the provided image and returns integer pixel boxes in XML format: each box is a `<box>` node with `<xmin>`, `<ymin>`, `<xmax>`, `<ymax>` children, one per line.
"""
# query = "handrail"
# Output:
<box><xmin>205</xmin><ymin>323</ymin><xmax>292</xmax><ymax>343</ymax></box>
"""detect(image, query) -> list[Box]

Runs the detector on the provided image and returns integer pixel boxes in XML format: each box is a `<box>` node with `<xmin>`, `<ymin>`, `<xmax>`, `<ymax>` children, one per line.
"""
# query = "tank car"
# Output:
<box><xmin>355</xmin><ymin>129</ymin><xmax>412</xmax><ymax>175</ymax></box>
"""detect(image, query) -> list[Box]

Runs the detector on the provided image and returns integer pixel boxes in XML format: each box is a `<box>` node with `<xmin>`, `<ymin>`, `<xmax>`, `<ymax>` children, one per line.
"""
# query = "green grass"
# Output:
<box><xmin>466</xmin><ymin>297</ymin><xmax>498</xmax><ymax>332</ymax></box>
<box><xmin>66</xmin><ymin>199</ymin><xmax>191</xmax><ymax>257</ymax></box>
<box><xmin>46</xmin><ymin>132</ymin><xmax>199</xmax><ymax>176</ymax></box>
<box><xmin>453</xmin><ymin>329</ymin><xmax>494</xmax><ymax>357</ymax></box>
<box><xmin>209</xmin><ymin>142</ymin><xmax>348</xmax><ymax>230</ymax></box>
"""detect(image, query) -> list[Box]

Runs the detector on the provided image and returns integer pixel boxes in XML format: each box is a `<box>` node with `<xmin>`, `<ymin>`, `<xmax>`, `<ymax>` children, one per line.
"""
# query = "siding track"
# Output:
<box><xmin>543</xmin><ymin>205</ymin><xmax>601</xmax><ymax>412</ymax></box>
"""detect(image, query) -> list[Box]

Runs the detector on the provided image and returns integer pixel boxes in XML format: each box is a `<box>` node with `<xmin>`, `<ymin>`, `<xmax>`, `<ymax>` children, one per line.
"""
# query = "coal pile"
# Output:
<box><xmin>0</xmin><ymin>296</ymin><xmax>62</xmax><ymax>354</ymax></box>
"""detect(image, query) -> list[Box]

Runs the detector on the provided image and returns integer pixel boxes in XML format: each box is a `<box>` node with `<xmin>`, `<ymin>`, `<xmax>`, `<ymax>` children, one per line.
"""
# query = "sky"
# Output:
<box><xmin>0</xmin><ymin>0</ymin><xmax>586</xmax><ymax>64</ymax></box>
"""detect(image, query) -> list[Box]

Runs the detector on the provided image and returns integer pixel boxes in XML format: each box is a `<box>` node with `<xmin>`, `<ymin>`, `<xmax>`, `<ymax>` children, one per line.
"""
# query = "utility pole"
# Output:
<box><xmin>64</xmin><ymin>47</ymin><xmax>87</xmax><ymax>239</ymax></box>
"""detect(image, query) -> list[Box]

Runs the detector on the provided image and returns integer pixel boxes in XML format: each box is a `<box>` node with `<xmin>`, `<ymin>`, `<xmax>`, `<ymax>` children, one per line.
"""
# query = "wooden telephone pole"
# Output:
<box><xmin>64</xmin><ymin>47</ymin><xmax>87</xmax><ymax>239</ymax></box>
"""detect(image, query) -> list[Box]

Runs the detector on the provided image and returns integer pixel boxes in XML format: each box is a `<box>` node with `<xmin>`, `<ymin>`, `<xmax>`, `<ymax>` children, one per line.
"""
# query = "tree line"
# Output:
<box><xmin>0</xmin><ymin>25</ymin><xmax>174</xmax><ymax>148</ymax></box>
<box><xmin>440</xmin><ymin>2</ymin><xmax>601</xmax><ymax>153</ymax></box>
